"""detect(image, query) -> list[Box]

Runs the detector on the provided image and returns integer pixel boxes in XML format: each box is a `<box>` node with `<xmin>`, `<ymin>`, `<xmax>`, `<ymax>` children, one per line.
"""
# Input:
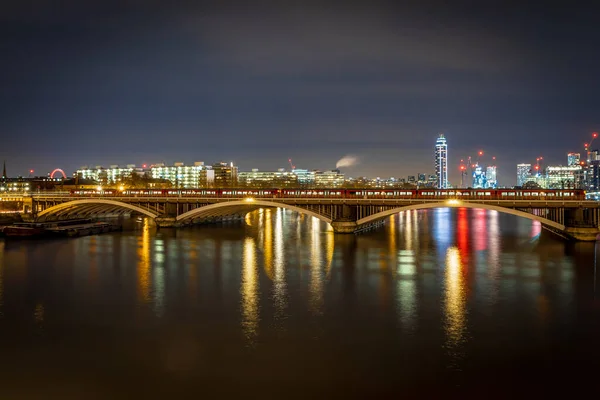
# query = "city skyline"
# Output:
<box><xmin>1</xmin><ymin>1</ymin><xmax>599</xmax><ymax>185</ymax></box>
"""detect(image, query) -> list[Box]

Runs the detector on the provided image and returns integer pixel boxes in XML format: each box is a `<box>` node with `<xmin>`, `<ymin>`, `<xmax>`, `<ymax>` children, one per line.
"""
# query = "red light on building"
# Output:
<box><xmin>143</xmin><ymin>164</ymin><xmax>147</xmax><ymax>168</ymax></box>
<box><xmin>593</xmin><ymin>132</ymin><xmax>598</xmax><ymax>138</ymax></box>
<box><xmin>478</xmin><ymin>151</ymin><xmax>483</xmax><ymax>156</ymax></box>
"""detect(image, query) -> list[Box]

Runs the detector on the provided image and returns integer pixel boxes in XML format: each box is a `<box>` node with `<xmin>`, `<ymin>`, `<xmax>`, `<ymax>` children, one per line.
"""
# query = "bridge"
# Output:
<box><xmin>12</xmin><ymin>191</ymin><xmax>600</xmax><ymax>241</ymax></box>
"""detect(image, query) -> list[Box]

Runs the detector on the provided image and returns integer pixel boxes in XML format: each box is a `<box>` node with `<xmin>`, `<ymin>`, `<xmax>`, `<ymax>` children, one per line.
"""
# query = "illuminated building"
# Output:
<box><xmin>238</xmin><ymin>168</ymin><xmax>298</xmax><ymax>187</ymax></box>
<box><xmin>407</xmin><ymin>175</ymin><xmax>416</xmax><ymax>185</ymax></box>
<box><xmin>516</xmin><ymin>163</ymin><xmax>531</xmax><ymax>187</ymax></box>
<box><xmin>545</xmin><ymin>165</ymin><xmax>582</xmax><ymax>189</ymax></box>
<box><xmin>77</xmin><ymin>165</ymin><xmax>135</xmax><ymax>185</ymax></box>
<box><xmin>567</xmin><ymin>153</ymin><xmax>580</xmax><ymax>167</ymax></box>
<box><xmin>151</xmin><ymin>162</ymin><xmax>213</xmax><ymax>188</ymax></box>
<box><xmin>435</xmin><ymin>134</ymin><xmax>448</xmax><ymax>188</ymax></box>
<box><xmin>0</xmin><ymin>178</ymin><xmax>31</xmax><ymax>192</ymax></box>
<box><xmin>427</xmin><ymin>174</ymin><xmax>437</xmax><ymax>187</ymax></box>
<box><xmin>212</xmin><ymin>162</ymin><xmax>238</xmax><ymax>187</ymax></box>
<box><xmin>472</xmin><ymin>164</ymin><xmax>486</xmax><ymax>188</ymax></box>
<box><xmin>486</xmin><ymin>165</ymin><xmax>497</xmax><ymax>188</ymax></box>
<box><xmin>587</xmin><ymin>160</ymin><xmax>600</xmax><ymax>191</ymax></box>
<box><xmin>292</xmin><ymin>169</ymin><xmax>315</xmax><ymax>186</ymax></box>
<box><xmin>417</xmin><ymin>173</ymin><xmax>427</xmax><ymax>186</ymax></box>
<box><xmin>314</xmin><ymin>169</ymin><xmax>345</xmax><ymax>187</ymax></box>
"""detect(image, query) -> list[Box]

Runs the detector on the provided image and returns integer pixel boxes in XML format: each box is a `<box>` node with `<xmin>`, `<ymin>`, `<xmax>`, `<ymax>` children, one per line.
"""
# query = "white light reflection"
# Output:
<box><xmin>396</xmin><ymin>248</ymin><xmax>417</xmax><ymax>332</ymax></box>
<box><xmin>153</xmin><ymin>238</ymin><xmax>166</xmax><ymax>318</ymax></box>
<box><xmin>434</xmin><ymin>209</ymin><xmax>452</xmax><ymax>250</ymax></box>
<box><xmin>241</xmin><ymin>237</ymin><xmax>259</xmax><ymax>345</ymax></box>
<box><xmin>444</xmin><ymin>247</ymin><xmax>467</xmax><ymax>365</ymax></box>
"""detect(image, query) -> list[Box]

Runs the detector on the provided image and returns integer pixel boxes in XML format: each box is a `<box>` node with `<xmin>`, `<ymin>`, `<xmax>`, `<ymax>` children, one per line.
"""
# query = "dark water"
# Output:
<box><xmin>0</xmin><ymin>208</ymin><xmax>599</xmax><ymax>398</ymax></box>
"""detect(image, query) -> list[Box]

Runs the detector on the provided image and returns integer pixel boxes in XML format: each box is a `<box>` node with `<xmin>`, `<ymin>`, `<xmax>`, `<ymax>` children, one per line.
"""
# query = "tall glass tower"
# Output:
<box><xmin>435</xmin><ymin>134</ymin><xmax>448</xmax><ymax>188</ymax></box>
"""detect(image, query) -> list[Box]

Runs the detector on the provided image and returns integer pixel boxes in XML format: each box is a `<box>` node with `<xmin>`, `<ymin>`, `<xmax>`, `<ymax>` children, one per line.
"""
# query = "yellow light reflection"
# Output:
<box><xmin>137</xmin><ymin>218</ymin><xmax>151</xmax><ymax>303</ymax></box>
<box><xmin>389</xmin><ymin>214</ymin><xmax>397</xmax><ymax>261</ymax></box>
<box><xmin>0</xmin><ymin>241</ymin><xmax>4</xmax><ymax>317</ymax></box>
<box><xmin>241</xmin><ymin>237</ymin><xmax>259</xmax><ymax>345</ymax></box>
<box><xmin>273</xmin><ymin>209</ymin><xmax>287</xmax><ymax>319</ymax></box>
<box><xmin>310</xmin><ymin>217</ymin><xmax>323</xmax><ymax>315</ymax></box>
<box><xmin>405</xmin><ymin>210</ymin><xmax>413</xmax><ymax>249</ymax></box>
<box><xmin>263</xmin><ymin>209</ymin><xmax>274</xmax><ymax>280</ymax></box>
<box><xmin>324</xmin><ymin>228</ymin><xmax>334</xmax><ymax>277</ymax></box>
<box><xmin>445</xmin><ymin>246</ymin><xmax>467</xmax><ymax>353</ymax></box>
<box><xmin>34</xmin><ymin>303</ymin><xmax>44</xmax><ymax>323</ymax></box>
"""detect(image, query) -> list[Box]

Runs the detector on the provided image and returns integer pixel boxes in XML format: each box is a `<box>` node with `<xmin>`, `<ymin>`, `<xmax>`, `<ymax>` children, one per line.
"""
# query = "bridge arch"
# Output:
<box><xmin>36</xmin><ymin>199</ymin><xmax>159</xmax><ymax>220</ymax></box>
<box><xmin>176</xmin><ymin>200</ymin><xmax>333</xmax><ymax>225</ymax></box>
<box><xmin>50</xmin><ymin>168</ymin><xmax>67</xmax><ymax>179</ymax></box>
<box><xmin>357</xmin><ymin>202</ymin><xmax>565</xmax><ymax>231</ymax></box>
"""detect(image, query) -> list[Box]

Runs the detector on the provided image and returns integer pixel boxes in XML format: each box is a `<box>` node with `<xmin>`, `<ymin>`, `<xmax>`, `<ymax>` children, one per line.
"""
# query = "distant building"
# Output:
<box><xmin>151</xmin><ymin>162</ymin><xmax>210</xmax><ymax>188</ymax></box>
<box><xmin>486</xmin><ymin>165</ymin><xmax>497</xmax><ymax>188</ymax></box>
<box><xmin>238</xmin><ymin>168</ymin><xmax>298</xmax><ymax>187</ymax></box>
<box><xmin>434</xmin><ymin>134</ymin><xmax>448</xmax><ymax>188</ymax></box>
<box><xmin>77</xmin><ymin>165</ymin><xmax>136</xmax><ymax>185</ymax></box>
<box><xmin>314</xmin><ymin>169</ymin><xmax>345</xmax><ymax>187</ymax></box>
<box><xmin>291</xmin><ymin>169</ymin><xmax>315</xmax><ymax>186</ymax></box>
<box><xmin>567</xmin><ymin>153</ymin><xmax>581</xmax><ymax>167</ymax></box>
<box><xmin>212</xmin><ymin>162</ymin><xmax>238</xmax><ymax>187</ymax></box>
<box><xmin>407</xmin><ymin>175</ymin><xmax>416</xmax><ymax>185</ymax></box>
<box><xmin>545</xmin><ymin>165</ymin><xmax>582</xmax><ymax>189</ymax></box>
<box><xmin>472</xmin><ymin>165</ymin><xmax>486</xmax><ymax>188</ymax></box>
<box><xmin>516</xmin><ymin>164</ymin><xmax>531</xmax><ymax>187</ymax></box>
<box><xmin>417</xmin><ymin>173</ymin><xmax>427</xmax><ymax>186</ymax></box>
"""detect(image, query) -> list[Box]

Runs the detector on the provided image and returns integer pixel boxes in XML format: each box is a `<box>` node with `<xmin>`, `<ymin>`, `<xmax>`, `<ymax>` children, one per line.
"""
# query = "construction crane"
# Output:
<box><xmin>585</xmin><ymin>132</ymin><xmax>599</xmax><ymax>162</ymax></box>
<box><xmin>288</xmin><ymin>158</ymin><xmax>296</xmax><ymax>170</ymax></box>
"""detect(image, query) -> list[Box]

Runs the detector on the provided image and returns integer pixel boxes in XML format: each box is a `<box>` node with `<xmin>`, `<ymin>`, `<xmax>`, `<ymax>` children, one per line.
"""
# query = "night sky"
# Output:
<box><xmin>1</xmin><ymin>0</ymin><xmax>599</xmax><ymax>185</ymax></box>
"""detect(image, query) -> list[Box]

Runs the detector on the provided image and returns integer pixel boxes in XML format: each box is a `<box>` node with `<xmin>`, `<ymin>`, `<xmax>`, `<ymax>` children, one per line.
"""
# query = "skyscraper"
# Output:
<box><xmin>567</xmin><ymin>152</ymin><xmax>580</xmax><ymax>167</ymax></box>
<box><xmin>486</xmin><ymin>165</ymin><xmax>497</xmax><ymax>188</ymax></box>
<box><xmin>517</xmin><ymin>163</ymin><xmax>531</xmax><ymax>186</ymax></box>
<box><xmin>434</xmin><ymin>134</ymin><xmax>448</xmax><ymax>189</ymax></box>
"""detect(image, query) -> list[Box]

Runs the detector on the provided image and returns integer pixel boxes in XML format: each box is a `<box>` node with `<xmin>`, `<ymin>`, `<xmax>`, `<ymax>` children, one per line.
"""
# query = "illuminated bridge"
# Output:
<box><xmin>13</xmin><ymin>190</ymin><xmax>600</xmax><ymax>241</ymax></box>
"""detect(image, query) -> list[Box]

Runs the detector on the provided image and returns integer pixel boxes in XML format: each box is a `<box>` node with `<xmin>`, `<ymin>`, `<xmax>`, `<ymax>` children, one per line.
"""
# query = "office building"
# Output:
<box><xmin>212</xmin><ymin>162</ymin><xmax>238</xmax><ymax>187</ymax></box>
<box><xmin>238</xmin><ymin>168</ymin><xmax>298</xmax><ymax>187</ymax></box>
<box><xmin>150</xmin><ymin>162</ymin><xmax>213</xmax><ymax>188</ymax></box>
<box><xmin>435</xmin><ymin>134</ymin><xmax>448</xmax><ymax>189</ymax></box>
<box><xmin>545</xmin><ymin>165</ymin><xmax>582</xmax><ymax>189</ymax></box>
<box><xmin>472</xmin><ymin>165</ymin><xmax>486</xmax><ymax>188</ymax></box>
<box><xmin>314</xmin><ymin>169</ymin><xmax>345</xmax><ymax>187</ymax></box>
<box><xmin>516</xmin><ymin>164</ymin><xmax>531</xmax><ymax>187</ymax></box>
<box><xmin>486</xmin><ymin>165</ymin><xmax>497</xmax><ymax>188</ymax></box>
<box><xmin>567</xmin><ymin>153</ymin><xmax>581</xmax><ymax>167</ymax></box>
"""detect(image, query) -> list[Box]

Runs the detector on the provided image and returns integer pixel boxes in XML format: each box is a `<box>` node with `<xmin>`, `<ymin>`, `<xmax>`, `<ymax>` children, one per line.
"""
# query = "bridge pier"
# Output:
<box><xmin>155</xmin><ymin>217</ymin><xmax>179</xmax><ymax>228</ymax></box>
<box><xmin>564</xmin><ymin>227</ymin><xmax>600</xmax><ymax>241</ymax></box>
<box><xmin>331</xmin><ymin>220</ymin><xmax>358</xmax><ymax>233</ymax></box>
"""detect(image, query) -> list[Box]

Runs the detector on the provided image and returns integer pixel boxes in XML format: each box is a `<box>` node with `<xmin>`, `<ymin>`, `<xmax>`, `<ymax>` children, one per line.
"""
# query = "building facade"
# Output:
<box><xmin>314</xmin><ymin>169</ymin><xmax>345</xmax><ymax>187</ymax></box>
<box><xmin>212</xmin><ymin>162</ymin><xmax>238</xmax><ymax>187</ymax></box>
<box><xmin>150</xmin><ymin>162</ymin><xmax>212</xmax><ymax>188</ymax></box>
<box><xmin>545</xmin><ymin>165</ymin><xmax>582</xmax><ymax>189</ymax></box>
<box><xmin>238</xmin><ymin>169</ymin><xmax>298</xmax><ymax>187</ymax></box>
<box><xmin>486</xmin><ymin>165</ymin><xmax>497</xmax><ymax>188</ymax></box>
<box><xmin>516</xmin><ymin>164</ymin><xmax>531</xmax><ymax>187</ymax></box>
<box><xmin>435</xmin><ymin>134</ymin><xmax>448</xmax><ymax>189</ymax></box>
<box><xmin>567</xmin><ymin>153</ymin><xmax>581</xmax><ymax>167</ymax></box>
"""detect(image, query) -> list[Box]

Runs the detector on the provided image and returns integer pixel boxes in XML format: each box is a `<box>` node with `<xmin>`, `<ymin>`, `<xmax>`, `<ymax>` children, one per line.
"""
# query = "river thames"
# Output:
<box><xmin>0</xmin><ymin>208</ymin><xmax>599</xmax><ymax>398</ymax></box>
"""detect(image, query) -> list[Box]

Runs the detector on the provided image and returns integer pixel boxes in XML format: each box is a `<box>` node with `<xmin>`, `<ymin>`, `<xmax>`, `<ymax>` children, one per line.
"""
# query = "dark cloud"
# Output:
<box><xmin>1</xmin><ymin>1</ymin><xmax>599</xmax><ymax>185</ymax></box>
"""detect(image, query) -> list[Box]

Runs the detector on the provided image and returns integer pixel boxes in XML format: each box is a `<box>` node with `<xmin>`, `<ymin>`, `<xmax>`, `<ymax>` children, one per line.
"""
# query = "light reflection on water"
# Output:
<box><xmin>0</xmin><ymin>208</ymin><xmax>598</xmax><ymax>396</ymax></box>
